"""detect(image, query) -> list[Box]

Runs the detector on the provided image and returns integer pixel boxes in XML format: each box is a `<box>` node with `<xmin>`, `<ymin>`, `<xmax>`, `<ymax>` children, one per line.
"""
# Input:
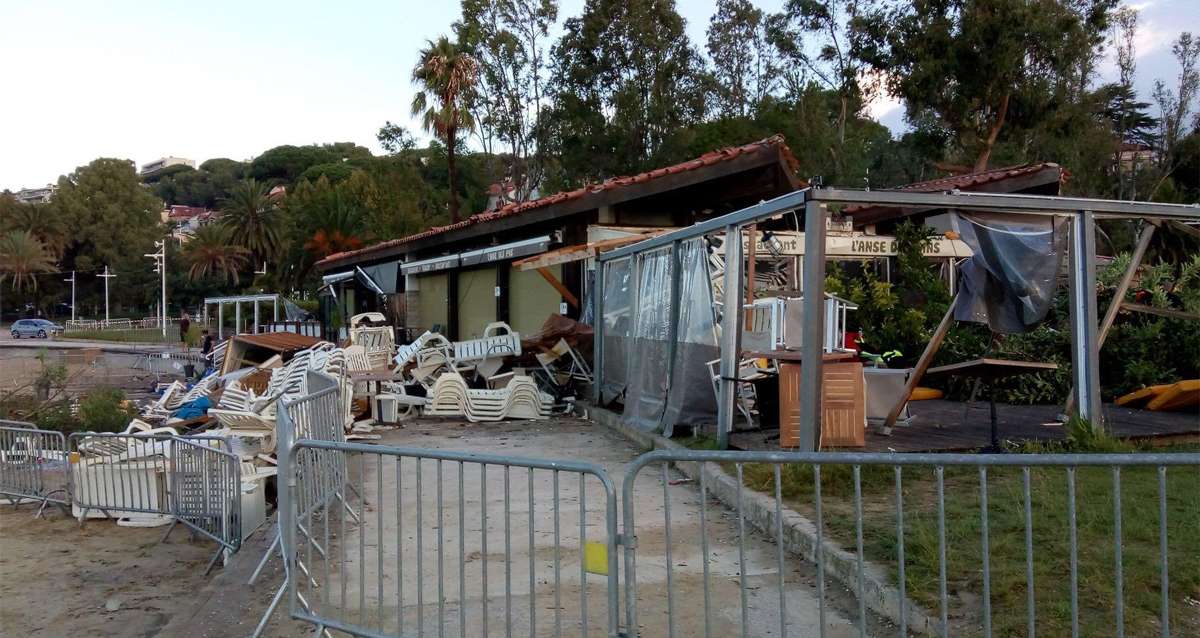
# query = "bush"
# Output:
<box><xmin>78</xmin><ymin>388</ymin><xmax>135</xmax><ymax>432</ymax></box>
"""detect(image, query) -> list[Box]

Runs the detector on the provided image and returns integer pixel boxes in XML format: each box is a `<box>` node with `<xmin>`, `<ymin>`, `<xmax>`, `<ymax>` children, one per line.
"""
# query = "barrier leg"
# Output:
<box><xmin>159</xmin><ymin>519</ymin><xmax>179</xmax><ymax>544</ymax></box>
<box><xmin>249</xmin><ymin>528</ymin><xmax>281</xmax><ymax>585</ymax></box>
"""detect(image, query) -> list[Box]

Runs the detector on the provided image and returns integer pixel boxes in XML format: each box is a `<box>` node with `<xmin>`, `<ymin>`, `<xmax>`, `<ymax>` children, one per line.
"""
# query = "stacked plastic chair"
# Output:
<box><xmin>425</xmin><ymin>372</ymin><xmax>552</xmax><ymax>422</ymax></box>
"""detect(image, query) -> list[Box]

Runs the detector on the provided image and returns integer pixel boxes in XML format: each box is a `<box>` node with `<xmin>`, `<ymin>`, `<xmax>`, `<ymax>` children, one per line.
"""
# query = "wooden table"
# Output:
<box><xmin>925</xmin><ymin>358</ymin><xmax>1058</xmax><ymax>451</ymax></box>
<box><xmin>744</xmin><ymin>350</ymin><xmax>864</xmax><ymax>449</ymax></box>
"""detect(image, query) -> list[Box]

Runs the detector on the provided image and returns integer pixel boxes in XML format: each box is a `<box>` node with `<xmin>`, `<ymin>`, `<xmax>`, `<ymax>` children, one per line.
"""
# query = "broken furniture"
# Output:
<box><xmin>535</xmin><ymin>338</ymin><xmax>594</xmax><ymax>387</ymax></box>
<box><xmin>706</xmin><ymin>357</ymin><xmax>774</xmax><ymax>428</ymax></box>
<box><xmin>744</xmin><ymin>350</ymin><xmax>864</xmax><ymax>449</ymax></box>
<box><xmin>924</xmin><ymin>358</ymin><xmax>1059</xmax><ymax>452</ymax></box>
<box><xmin>452</xmin><ymin>322</ymin><xmax>522</xmax><ymax>377</ymax></box>
<box><xmin>425</xmin><ymin>372</ymin><xmax>552</xmax><ymax>422</ymax></box>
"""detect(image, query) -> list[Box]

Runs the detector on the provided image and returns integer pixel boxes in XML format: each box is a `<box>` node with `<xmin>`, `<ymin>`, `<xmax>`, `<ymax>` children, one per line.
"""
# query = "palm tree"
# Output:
<box><xmin>220</xmin><ymin>178</ymin><xmax>281</xmax><ymax>266</ymax></box>
<box><xmin>182</xmin><ymin>225</ymin><xmax>250</xmax><ymax>285</ymax></box>
<box><xmin>0</xmin><ymin>230</ymin><xmax>55</xmax><ymax>291</ymax></box>
<box><xmin>411</xmin><ymin>36</ymin><xmax>478</xmax><ymax>222</ymax></box>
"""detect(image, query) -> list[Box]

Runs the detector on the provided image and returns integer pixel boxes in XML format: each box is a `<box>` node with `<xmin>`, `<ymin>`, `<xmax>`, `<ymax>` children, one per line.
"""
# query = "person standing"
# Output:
<box><xmin>180</xmin><ymin>312</ymin><xmax>191</xmax><ymax>348</ymax></box>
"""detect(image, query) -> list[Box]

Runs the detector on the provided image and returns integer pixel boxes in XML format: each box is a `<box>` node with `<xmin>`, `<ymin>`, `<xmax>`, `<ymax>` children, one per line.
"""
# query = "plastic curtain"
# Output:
<box><xmin>621</xmin><ymin>246</ymin><xmax>674</xmax><ymax>430</ymax></box>
<box><xmin>953</xmin><ymin>212</ymin><xmax>1069</xmax><ymax>333</ymax></box>
<box><xmin>600</xmin><ymin>257</ymin><xmax>633</xmax><ymax>404</ymax></box>
<box><xmin>661</xmin><ymin>239</ymin><xmax>720</xmax><ymax>433</ymax></box>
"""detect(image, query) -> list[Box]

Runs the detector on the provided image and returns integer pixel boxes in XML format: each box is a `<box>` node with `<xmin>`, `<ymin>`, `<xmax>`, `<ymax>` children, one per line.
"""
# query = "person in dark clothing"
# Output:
<box><xmin>180</xmin><ymin>313</ymin><xmax>191</xmax><ymax>346</ymax></box>
<box><xmin>199</xmin><ymin>329</ymin><xmax>214</xmax><ymax>368</ymax></box>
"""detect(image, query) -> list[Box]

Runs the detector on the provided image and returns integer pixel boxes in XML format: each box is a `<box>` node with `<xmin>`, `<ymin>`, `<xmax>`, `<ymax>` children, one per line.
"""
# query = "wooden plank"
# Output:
<box><xmin>882</xmin><ymin>297</ymin><xmax>958</xmax><ymax>431</ymax></box>
<box><xmin>1121</xmin><ymin>302</ymin><xmax>1200</xmax><ymax>321</ymax></box>
<box><xmin>511</xmin><ymin>231</ymin><xmax>667</xmax><ymax>271</ymax></box>
<box><xmin>925</xmin><ymin>358</ymin><xmax>1058</xmax><ymax>378</ymax></box>
<box><xmin>536</xmin><ymin>267</ymin><xmax>580</xmax><ymax>309</ymax></box>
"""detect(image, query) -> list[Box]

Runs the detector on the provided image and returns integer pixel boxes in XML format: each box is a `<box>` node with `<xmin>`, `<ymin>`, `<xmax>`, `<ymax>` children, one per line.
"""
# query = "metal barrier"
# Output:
<box><xmin>68</xmin><ymin>432</ymin><xmax>177</xmax><ymax>520</ymax></box>
<box><xmin>281</xmin><ymin>440</ymin><xmax>621</xmax><ymax>638</ymax></box>
<box><xmin>0</xmin><ymin>423</ymin><xmax>71</xmax><ymax>517</ymax></box>
<box><xmin>164</xmin><ymin>437</ymin><xmax>243</xmax><ymax>572</ymax></box>
<box><xmin>621</xmin><ymin>449</ymin><xmax>1200</xmax><ymax>638</ymax></box>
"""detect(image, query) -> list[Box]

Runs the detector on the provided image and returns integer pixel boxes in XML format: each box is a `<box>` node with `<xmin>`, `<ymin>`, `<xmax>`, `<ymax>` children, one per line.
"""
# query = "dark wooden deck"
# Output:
<box><xmin>728</xmin><ymin>399</ymin><xmax>1199</xmax><ymax>453</ymax></box>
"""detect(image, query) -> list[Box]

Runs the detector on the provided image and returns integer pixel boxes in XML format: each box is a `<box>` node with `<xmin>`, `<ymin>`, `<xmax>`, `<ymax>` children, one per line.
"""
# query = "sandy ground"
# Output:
<box><xmin>1</xmin><ymin>416</ymin><xmax>889</xmax><ymax>637</ymax></box>
<box><xmin>0</xmin><ymin>507</ymin><xmax>219</xmax><ymax>636</ymax></box>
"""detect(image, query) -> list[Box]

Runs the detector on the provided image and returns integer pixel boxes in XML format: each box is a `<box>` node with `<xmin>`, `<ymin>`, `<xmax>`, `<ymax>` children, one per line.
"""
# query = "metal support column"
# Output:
<box><xmin>217</xmin><ymin>303</ymin><xmax>224</xmax><ymax>340</ymax></box>
<box><xmin>662</xmin><ymin>240</ymin><xmax>684</xmax><ymax>437</ymax></box>
<box><xmin>716</xmin><ymin>224</ymin><xmax>744</xmax><ymax>449</ymax></box>
<box><xmin>273</xmin><ymin>296</ymin><xmax>280</xmax><ymax>322</ymax></box>
<box><xmin>253</xmin><ymin>300</ymin><xmax>260</xmax><ymax>334</ymax></box>
<box><xmin>799</xmin><ymin>200</ymin><xmax>828</xmax><ymax>451</ymax></box>
<box><xmin>235</xmin><ymin>302</ymin><xmax>242</xmax><ymax>336</ymax></box>
<box><xmin>1067</xmin><ymin>211</ymin><xmax>1102</xmax><ymax>425</ymax></box>
<box><xmin>593</xmin><ymin>263</ymin><xmax>605</xmax><ymax>404</ymax></box>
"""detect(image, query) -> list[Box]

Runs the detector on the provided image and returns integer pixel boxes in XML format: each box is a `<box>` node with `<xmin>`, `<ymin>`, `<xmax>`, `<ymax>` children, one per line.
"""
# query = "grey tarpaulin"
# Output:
<box><xmin>953</xmin><ymin>212</ymin><xmax>1068</xmax><ymax>333</ymax></box>
<box><xmin>600</xmin><ymin>257</ymin><xmax>633</xmax><ymax>405</ymax></box>
<box><xmin>621</xmin><ymin>246</ymin><xmax>674</xmax><ymax>430</ymax></box>
<box><xmin>600</xmin><ymin>239</ymin><xmax>720</xmax><ymax>433</ymax></box>
<box><xmin>660</xmin><ymin>238</ymin><xmax>719</xmax><ymax>434</ymax></box>
<box><xmin>359</xmin><ymin>262</ymin><xmax>399</xmax><ymax>295</ymax></box>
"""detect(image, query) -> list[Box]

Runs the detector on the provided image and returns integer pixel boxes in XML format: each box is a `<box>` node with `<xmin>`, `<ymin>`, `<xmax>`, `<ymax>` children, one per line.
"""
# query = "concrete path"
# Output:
<box><xmin>295</xmin><ymin>417</ymin><xmax>883</xmax><ymax>637</ymax></box>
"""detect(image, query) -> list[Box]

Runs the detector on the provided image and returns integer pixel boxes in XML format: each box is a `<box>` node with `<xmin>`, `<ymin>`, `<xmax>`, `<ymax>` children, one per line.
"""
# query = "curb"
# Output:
<box><xmin>584</xmin><ymin>404</ymin><xmax>938</xmax><ymax>635</ymax></box>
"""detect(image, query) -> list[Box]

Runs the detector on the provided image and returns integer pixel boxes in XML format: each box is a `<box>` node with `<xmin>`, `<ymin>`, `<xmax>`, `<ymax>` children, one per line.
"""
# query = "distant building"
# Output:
<box><xmin>141</xmin><ymin>156</ymin><xmax>195</xmax><ymax>175</ymax></box>
<box><xmin>12</xmin><ymin>184</ymin><xmax>57</xmax><ymax>204</ymax></box>
<box><xmin>1118</xmin><ymin>143</ymin><xmax>1157</xmax><ymax>172</ymax></box>
<box><xmin>163</xmin><ymin>204</ymin><xmax>219</xmax><ymax>242</ymax></box>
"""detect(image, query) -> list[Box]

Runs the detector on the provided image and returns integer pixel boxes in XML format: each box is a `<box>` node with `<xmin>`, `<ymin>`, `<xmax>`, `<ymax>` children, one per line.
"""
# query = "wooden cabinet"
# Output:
<box><xmin>778</xmin><ymin>359</ymin><xmax>866</xmax><ymax>449</ymax></box>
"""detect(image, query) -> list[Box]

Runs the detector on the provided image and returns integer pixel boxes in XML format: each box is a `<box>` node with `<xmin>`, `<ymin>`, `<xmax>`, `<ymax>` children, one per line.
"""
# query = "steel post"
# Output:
<box><xmin>799</xmin><ymin>200</ymin><xmax>828</xmax><ymax>451</ymax></box>
<box><xmin>1067</xmin><ymin>211</ymin><xmax>1102</xmax><ymax>424</ymax></box>
<box><xmin>593</xmin><ymin>262</ymin><xmax>605</xmax><ymax>404</ymax></box>
<box><xmin>717</xmin><ymin>224</ymin><xmax>744</xmax><ymax>449</ymax></box>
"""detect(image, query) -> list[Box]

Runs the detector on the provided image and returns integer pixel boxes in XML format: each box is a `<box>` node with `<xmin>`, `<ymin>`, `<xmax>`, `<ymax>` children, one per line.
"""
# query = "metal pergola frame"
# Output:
<box><xmin>594</xmin><ymin>188</ymin><xmax>1199</xmax><ymax>451</ymax></box>
<box><xmin>203</xmin><ymin>293</ymin><xmax>282</xmax><ymax>339</ymax></box>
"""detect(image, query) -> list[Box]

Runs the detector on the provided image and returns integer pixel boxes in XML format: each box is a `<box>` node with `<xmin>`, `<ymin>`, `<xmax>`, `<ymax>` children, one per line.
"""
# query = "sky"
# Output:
<box><xmin>2</xmin><ymin>0</ymin><xmax>1197</xmax><ymax>191</ymax></box>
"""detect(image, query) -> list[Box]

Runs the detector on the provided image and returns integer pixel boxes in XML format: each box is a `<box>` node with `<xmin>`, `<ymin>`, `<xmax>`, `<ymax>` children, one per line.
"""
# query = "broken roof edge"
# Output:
<box><xmin>316</xmin><ymin>134</ymin><xmax>801</xmax><ymax>270</ymax></box>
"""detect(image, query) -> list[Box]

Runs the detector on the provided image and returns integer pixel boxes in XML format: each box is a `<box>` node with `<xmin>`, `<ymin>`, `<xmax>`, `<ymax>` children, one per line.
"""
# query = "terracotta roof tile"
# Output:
<box><xmin>318</xmin><ymin>135</ymin><xmax>799</xmax><ymax>267</ymax></box>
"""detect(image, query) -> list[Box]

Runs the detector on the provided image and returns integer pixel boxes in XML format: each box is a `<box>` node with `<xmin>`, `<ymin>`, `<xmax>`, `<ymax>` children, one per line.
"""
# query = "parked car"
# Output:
<box><xmin>10</xmin><ymin>318</ymin><xmax>64</xmax><ymax>339</ymax></box>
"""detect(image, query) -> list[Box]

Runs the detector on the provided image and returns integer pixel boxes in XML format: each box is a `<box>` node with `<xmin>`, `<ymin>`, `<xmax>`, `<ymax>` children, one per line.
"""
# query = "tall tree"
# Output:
<box><xmin>856</xmin><ymin>0</ymin><xmax>1118</xmax><ymax>172</ymax></box>
<box><xmin>707</xmin><ymin>0</ymin><xmax>774</xmax><ymax>118</ymax></box>
<box><xmin>412</xmin><ymin>36</ymin><xmax>479</xmax><ymax>222</ymax></box>
<box><xmin>52</xmin><ymin>158</ymin><xmax>163</xmax><ymax>310</ymax></box>
<box><xmin>455</xmin><ymin>0</ymin><xmax>558</xmax><ymax>203</ymax></box>
<box><xmin>769</xmin><ymin>0</ymin><xmax>870</xmax><ymax>149</ymax></box>
<box><xmin>1152</xmin><ymin>33</ymin><xmax>1199</xmax><ymax>166</ymax></box>
<box><xmin>181</xmin><ymin>225</ymin><xmax>249</xmax><ymax>285</ymax></box>
<box><xmin>0</xmin><ymin>230</ymin><xmax>55</xmax><ymax>292</ymax></box>
<box><xmin>0</xmin><ymin>194</ymin><xmax>67</xmax><ymax>258</ymax></box>
<box><xmin>546</xmin><ymin>0</ymin><xmax>709</xmax><ymax>185</ymax></box>
<box><xmin>219</xmin><ymin>178</ymin><xmax>281</xmax><ymax>268</ymax></box>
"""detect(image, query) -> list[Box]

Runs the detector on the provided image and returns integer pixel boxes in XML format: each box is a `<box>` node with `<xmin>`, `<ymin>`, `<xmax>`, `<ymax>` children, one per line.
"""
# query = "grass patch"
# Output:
<box><xmin>731</xmin><ymin>445</ymin><xmax>1200</xmax><ymax>637</ymax></box>
<box><xmin>61</xmin><ymin>325</ymin><xmax>202</xmax><ymax>345</ymax></box>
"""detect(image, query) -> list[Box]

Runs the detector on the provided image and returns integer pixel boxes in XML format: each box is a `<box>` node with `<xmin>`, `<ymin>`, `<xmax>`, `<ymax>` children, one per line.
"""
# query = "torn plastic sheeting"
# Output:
<box><xmin>600</xmin><ymin>257</ymin><xmax>632</xmax><ymax>405</ymax></box>
<box><xmin>660</xmin><ymin>238</ymin><xmax>719</xmax><ymax>435</ymax></box>
<box><xmin>620</xmin><ymin>246</ymin><xmax>673</xmax><ymax>431</ymax></box>
<box><xmin>952</xmin><ymin>212</ymin><xmax>1068</xmax><ymax>334</ymax></box>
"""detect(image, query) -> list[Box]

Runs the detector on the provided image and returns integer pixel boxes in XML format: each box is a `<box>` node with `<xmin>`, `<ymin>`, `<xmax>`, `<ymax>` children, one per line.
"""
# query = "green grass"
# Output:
<box><xmin>734</xmin><ymin>446</ymin><xmax>1200</xmax><ymax>637</ymax></box>
<box><xmin>60</xmin><ymin>325</ymin><xmax>202</xmax><ymax>345</ymax></box>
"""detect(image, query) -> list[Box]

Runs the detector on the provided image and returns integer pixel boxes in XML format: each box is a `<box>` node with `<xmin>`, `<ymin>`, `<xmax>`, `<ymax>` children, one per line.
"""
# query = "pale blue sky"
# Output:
<box><xmin>2</xmin><ymin>0</ymin><xmax>1196</xmax><ymax>190</ymax></box>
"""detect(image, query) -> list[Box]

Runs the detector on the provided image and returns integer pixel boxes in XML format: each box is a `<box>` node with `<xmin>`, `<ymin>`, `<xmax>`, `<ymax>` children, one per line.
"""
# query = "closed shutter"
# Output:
<box><xmin>417</xmin><ymin>274</ymin><xmax>449</xmax><ymax>333</ymax></box>
<box><xmin>457</xmin><ymin>267</ymin><xmax>497</xmax><ymax>339</ymax></box>
<box><xmin>509</xmin><ymin>264</ymin><xmax>563</xmax><ymax>336</ymax></box>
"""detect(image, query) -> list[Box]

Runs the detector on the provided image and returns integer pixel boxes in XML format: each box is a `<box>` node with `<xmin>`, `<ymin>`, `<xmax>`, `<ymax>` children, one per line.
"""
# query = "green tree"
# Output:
<box><xmin>0</xmin><ymin>230</ymin><xmax>56</xmax><ymax>292</ymax></box>
<box><xmin>707</xmin><ymin>0</ymin><xmax>774</xmax><ymax>118</ymax></box>
<box><xmin>52</xmin><ymin>158</ymin><xmax>163</xmax><ymax>311</ymax></box>
<box><xmin>220</xmin><ymin>178</ymin><xmax>281</xmax><ymax>267</ymax></box>
<box><xmin>545</xmin><ymin>0</ymin><xmax>709</xmax><ymax>186</ymax></box>
<box><xmin>0</xmin><ymin>195</ymin><xmax>67</xmax><ymax>258</ymax></box>
<box><xmin>455</xmin><ymin>0</ymin><xmax>558</xmax><ymax>202</ymax></box>
<box><xmin>181</xmin><ymin>224</ymin><xmax>249</xmax><ymax>285</ymax></box>
<box><xmin>412</xmin><ymin>36</ymin><xmax>479</xmax><ymax>222</ymax></box>
<box><xmin>856</xmin><ymin>0</ymin><xmax>1118</xmax><ymax>172</ymax></box>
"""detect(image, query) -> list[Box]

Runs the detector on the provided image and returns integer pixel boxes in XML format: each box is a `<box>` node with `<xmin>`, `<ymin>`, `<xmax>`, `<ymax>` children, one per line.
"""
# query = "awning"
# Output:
<box><xmin>460</xmin><ymin>235</ymin><xmax>556</xmax><ymax>266</ymax></box>
<box><xmin>401</xmin><ymin>254</ymin><xmax>460</xmax><ymax>276</ymax></box>
<box><xmin>320</xmin><ymin>266</ymin><xmax>392</xmax><ymax>294</ymax></box>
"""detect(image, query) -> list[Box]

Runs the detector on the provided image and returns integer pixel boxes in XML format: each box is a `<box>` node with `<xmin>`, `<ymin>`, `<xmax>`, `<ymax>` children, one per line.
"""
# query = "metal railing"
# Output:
<box><xmin>621</xmin><ymin>449</ymin><xmax>1200</xmax><ymax>638</ymax></box>
<box><xmin>0</xmin><ymin>423</ymin><xmax>70</xmax><ymax>516</ymax></box>
<box><xmin>281</xmin><ymin>440</ymin><xmax>620</xmax><ymax>638</ymax></box>
<box><xmin>68</xmin><ymin>432</ymin><xmax>177</xmax><ymax>519</ymax></box>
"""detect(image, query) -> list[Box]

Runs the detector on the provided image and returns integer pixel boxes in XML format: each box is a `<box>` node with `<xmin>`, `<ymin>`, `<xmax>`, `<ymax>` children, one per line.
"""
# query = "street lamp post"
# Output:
<box><xmin>63</xmin><ymin>270</ymin><xmax>76</xmax><ymax>322</ymax></box>
<box><xmin>98</xmin><ymin>266</ymin><xmax>116</xmax><ymax>323</ymax></box>
<box><xmin>144</xmin><ymin>241</ymin><xmax>167</xmax><ymax>339</ymax></box>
